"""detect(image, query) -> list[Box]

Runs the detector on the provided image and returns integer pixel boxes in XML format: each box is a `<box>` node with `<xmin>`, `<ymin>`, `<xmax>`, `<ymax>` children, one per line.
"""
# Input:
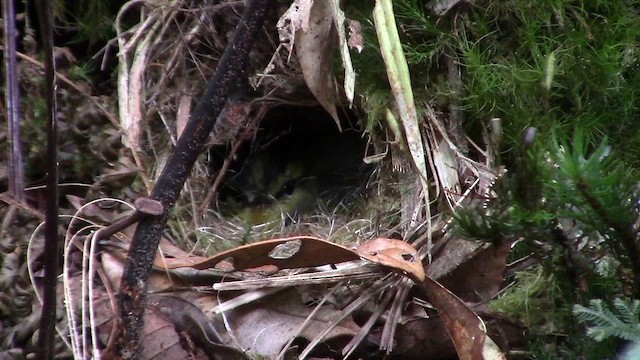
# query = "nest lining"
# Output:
<box><xmin>201</xmin><ymin>104</ymin><xmax>394</xmax><ymax>250</ymax></box>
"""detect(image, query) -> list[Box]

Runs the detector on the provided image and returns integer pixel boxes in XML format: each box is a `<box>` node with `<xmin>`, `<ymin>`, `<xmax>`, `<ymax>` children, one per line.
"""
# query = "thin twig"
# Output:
<box><xmin>3</xmin><ymin>0</ymin><xmax>25</xmax><ymax>202</ymax></box>
<box><xmin>0</xmin><ymin>47</ymin><xmax>121</xmax><ymax>129</ymax></box>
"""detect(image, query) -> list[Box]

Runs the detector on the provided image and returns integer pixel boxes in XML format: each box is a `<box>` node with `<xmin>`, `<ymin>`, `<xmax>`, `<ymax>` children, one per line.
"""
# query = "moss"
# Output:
<box><xmin>52</xmin><ymin>0</ymin><xmax>122</xmax><ymax>46</ymax></box>
<box><xmin>346</xmin><ymin>0</ymin><xmax>640</xmax><ymax>165</ymax></box>
<box><xmin>491</xmin><ymin>267</ymin><xmax>621</xmax><ymax>359</ymax></box>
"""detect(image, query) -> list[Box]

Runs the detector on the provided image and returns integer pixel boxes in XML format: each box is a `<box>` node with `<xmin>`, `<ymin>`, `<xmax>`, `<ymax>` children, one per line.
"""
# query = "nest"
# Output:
<box><xmin>114</xmin><ymin>0</ymin><xmax>410</xmax><ymax>249</ymax></box>
<box><xmin>32</xmin><ymin>0</ymin><xmax>507</xmax><ymax>358</ymax></box>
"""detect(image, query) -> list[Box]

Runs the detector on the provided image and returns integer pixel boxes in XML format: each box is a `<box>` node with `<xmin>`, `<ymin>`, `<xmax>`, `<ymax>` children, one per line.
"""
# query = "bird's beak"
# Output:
<box><xmin>244</xmin><ymin>191</ymin><xmax>258</xmax><ymax>203</ymax></box>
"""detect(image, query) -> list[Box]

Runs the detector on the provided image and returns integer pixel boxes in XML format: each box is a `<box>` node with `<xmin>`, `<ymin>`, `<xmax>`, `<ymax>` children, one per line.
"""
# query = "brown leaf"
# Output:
<box><xmin>392</xmin><ymin>309</ymin><xmax>523</xmax><ymax>359</ymax></box>
<box><xmin>176</xmin><ymin>93</ymin><xmax>192</xmax><ymax>139</ymax></box>
<box><xmin>96</xmin><ymin>157</ymin><xmax>140</xmax><ymax>184</ymax></box>
<box><xmin>165</xmin><ymin>236</ymin><xmax>361</xmax><ymax>271</ymax></box>
<box><xmin>428</xmin><ymin>237</ymin><xmax>485</xmax><ymax>279</ymax></box>
<box><xmin>149</xmin><ymin>295</ymin><xmax>249</xmax><ymax>360</ymax></box>
<box><xmin>78</xmin><ymin>284</ymin><xmax>211</xmax><ymax>359</ymax></box>
<box><xmin>439</xmin><ymin>241</ymin><xmax>512</xmax><ymax>302</ymax></box>
<box><xmin>356</xmin><ymin>238</ymin><xmax>425</xmax><ymax>282</ymax></box>
<box><xmin>66</xmin><ymin>194</ymin><xmax>86</xmax><ymax>211</ymax></box>
<box><xmin>391</xmin><ymin>316</ymin><xmax>458</xmax><ymax>360</ymax></box>
<box><xmin>416</xmin><ymin>276</ymin><xmax>507</xmax><ymax>360</ymax></box>
<box><xmin>102</xmin><ymin>252</ymin><xmax>180</xmax><ymax>293</ymax></box>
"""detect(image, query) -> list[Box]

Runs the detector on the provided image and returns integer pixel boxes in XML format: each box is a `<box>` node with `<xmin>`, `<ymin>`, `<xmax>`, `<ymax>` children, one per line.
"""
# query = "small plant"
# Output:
<box><xmin>574</xmin><ymin>298</ymin><xmax>640</xmax><ymax>343</ymax></box>
<box><xmin>454</xmin><ymin>128</ymin><xmax>640</xmax><ymax>358</ymax></box>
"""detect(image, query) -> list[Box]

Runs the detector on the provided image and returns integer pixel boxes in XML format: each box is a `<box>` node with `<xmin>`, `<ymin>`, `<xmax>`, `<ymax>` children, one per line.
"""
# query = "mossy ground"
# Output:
<box><xmin>350</xmin><ymin>0</ymin><xmax>640</xmax><ymax>162</ymax></box>
<box><xmin>346</xmin><ymin>0</ymin><xmax>640</xmax><ymax>358</ymax></box>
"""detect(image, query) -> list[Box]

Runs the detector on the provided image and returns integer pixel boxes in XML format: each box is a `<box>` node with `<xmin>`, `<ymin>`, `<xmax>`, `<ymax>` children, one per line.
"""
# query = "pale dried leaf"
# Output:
<box><xmin>294</xmin><ymin>0</ymin><xmax>341</xmax><ymax>129</ymax></box>
<box><xmin>426</xmin><ymin>0</ymin><xmax>468</xmax><ymax>16</ymax></box>
<box><xmin>433</xmin><ymin>137</ymin><xmax>461</xmax><ymax>207</ymax></box>
<box><xmin>117</xmin><ymin>15</ymin><xmax>162</xmax><ymax>151</ymax></box>
<box><xmin>101</xmin><ymin>251</ymin><xmax>182</xmax><ymax>293</ymax></box>
<box><xmin>347</xmin><ymin>19</ymin><xmax>364</xmax><ymax>53</ymax></box>
<box><xmin>149</xmin><ymin>295</ymin><xmax>249</xmax><ymax>360</ymax></box>
<box><xmin>330</xmin><ymin>0</ymin><xmax>356</xmax><ymax>105</ymax></box>
<box><xmin>483</xmin><ymin>336</ymin><xmax>508</xmax><ymax>360</ymax></box>
<box><xmin>66</xmin><ymin>194</ymin><xmax>86</xmax><ymax>211</ymax></box>
<box><xmin>227</xmin><ymin>288</ymin><xmax>359</xmax><ymax>358</ymax></box>
<box><xmin>425</xmin><ymin>104</ymin><xmax>499</xmax><ymax>206</ymax></box>
<box><xmin>176</xmin><ymin>94</ymin><xmax>192</xmax><ymax>139</ymax></box>
<box><xmin>276</xmin><ymin>0</ymin><xmax>314</xmax><ymax>55</ymax></box>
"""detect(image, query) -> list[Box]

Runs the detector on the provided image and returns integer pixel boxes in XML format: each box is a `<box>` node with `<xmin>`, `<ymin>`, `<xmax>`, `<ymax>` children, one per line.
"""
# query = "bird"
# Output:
<box><xmin>219</xmin><ymin>127</ymin><xmax>371</xmax><ymax>226</ymax></box>
<box><xmin>233</xmin><ymin>176</ymin><xmax>318</xmax><ymax>225</ymax></box>
<box><xmin>225</xmin><ymin>147</ymin><xmax>305</xmax><ymax>203</ymax></box>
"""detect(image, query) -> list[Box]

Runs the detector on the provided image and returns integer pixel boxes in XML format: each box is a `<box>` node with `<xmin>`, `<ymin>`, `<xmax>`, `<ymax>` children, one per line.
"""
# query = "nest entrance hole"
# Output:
<box><xmin>216</xmin><ymin>104</ymin><xmax>372</xmax><ymax>221</ymax></box>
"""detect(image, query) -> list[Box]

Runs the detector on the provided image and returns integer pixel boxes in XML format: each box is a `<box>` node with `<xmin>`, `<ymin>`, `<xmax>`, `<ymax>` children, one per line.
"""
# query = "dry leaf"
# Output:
<box><xmin>149</xmin><ymin>295</ymin><xmax>249</xmax><ymax>360</ymax></box>
<box><xmin>97</xmin><ymin>157</ymin><xmax>141</xmax><ymax>185</ymax></box>
<box><xmin>347</xmin><ymin>19</ymin><xmax>364</xmax><ymax>53</ymax></box>
<box><xmin>108</xmin><ymin>300</ymin><xmax>211</xmax><ymax>359</ymax></box>
<box><xmin>356</xmin><ymin>238</ymin><xmax>425</xmax><ymax>282</ymax></box>
<box><xmin>71</xmin><ymin>279</ymin><xmax>214</xmax><ymax>359</ymax></box>
<box><xmin>433</xmin><ymin>136</ymin><xmax>461</xmax><ymax>207</ymax></box>
<box><xmin>416</xmin><ymin>276</ymin><xmax>507</xmax><ymax>360</ymax></box>
<box><xmin>439</xmin><ymin>241</ymin><xmax>512</xmax><ymax>302</ymax></box>
<box><xmin>294</xmin><ymin>0</ymin><xmax>341</xmax><ymax>130</ymax></box>
<box><xmin>165</xmin><ymin>236</ymin><xmax>360</xmax><ymax>271</ymax></box>
<box><xmin>330</xmin><ymin>0</ymin><xmax>356</xmax><ymax>105</ymax></box>
<box><xmin>226</xmin><ymin>288</ymin><xmax>360</xmax><ymax>358</ymax></box>
<box><xmin>176</xmin><ymin>94</ymin><xmax>192</xmax><ymax>139</ymax></box>
<box><xmin>391</xmin><ymin>316</ymin><xmax>458</xmax><ymax>359</ymax></box>
<box><xmin>102</xmin><ymin>252</ymin><xmax>179</xmax><ymax>293</ymax></box>
<box><xmin>426</xmin><ymin>0</ymin><xmax>468</xmax><ymax>16</ymax></box>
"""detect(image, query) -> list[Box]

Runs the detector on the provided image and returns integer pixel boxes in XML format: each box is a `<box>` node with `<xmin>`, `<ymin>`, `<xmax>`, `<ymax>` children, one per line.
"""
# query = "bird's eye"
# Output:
<box><xmin>278</xmin><ymin>179</ymin><xmax>298</xmax><ymax>197</ymax></box>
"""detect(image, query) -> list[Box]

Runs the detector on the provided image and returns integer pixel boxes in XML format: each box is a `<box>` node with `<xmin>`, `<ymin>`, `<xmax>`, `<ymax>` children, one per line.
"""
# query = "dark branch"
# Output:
<box><xmin>116</xmin><ymin>0</ymin><xmax>272</xmax><ymax>357</ymax></box>
<box><xmin>34</xmin><ymin>0</ymin><xmax>59</xmax><ymax>358</ymax></box>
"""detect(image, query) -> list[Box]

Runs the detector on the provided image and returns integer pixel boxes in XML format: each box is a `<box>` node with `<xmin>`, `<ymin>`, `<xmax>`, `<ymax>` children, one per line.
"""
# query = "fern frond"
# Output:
<box><xmin>614</xmin><ymin>298</ymin><xmax>640</xmax><ymax>325</ymax></box>
<box><xmin>574</xmin><ymin>299</ymin><xmax>640</xmax><ymax>342</ymax></box>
